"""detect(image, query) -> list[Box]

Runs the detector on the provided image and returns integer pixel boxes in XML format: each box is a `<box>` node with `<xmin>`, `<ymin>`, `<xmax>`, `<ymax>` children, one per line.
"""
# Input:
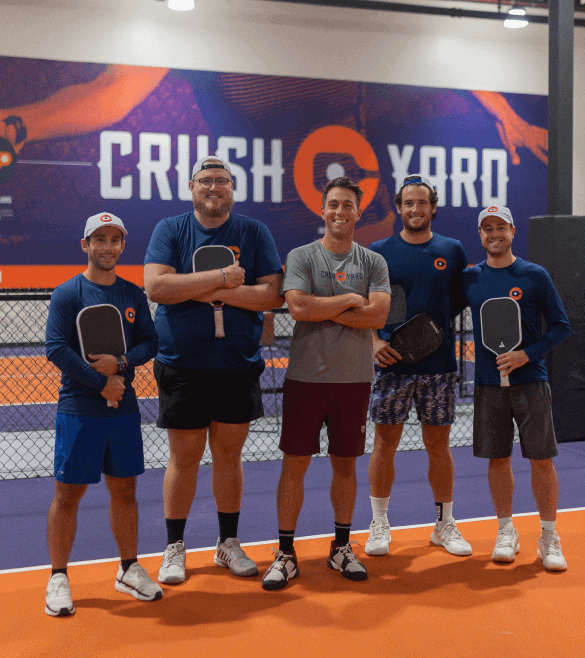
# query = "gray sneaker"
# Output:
<box><xmin>214</xmin><ymin>537</ymin><xmax>258</xmax><ymax>576</ymax></box>
<box><xmin>116</xmin><ymin>563</ymin><xmax>163</xmax><ymax>601</ymax></box>
<box><xmin>158</xmin><ymin>540</ymin><xmax>187</xmax><ymax>584</ymax></box>
<box><xmin>45</xmin><ymin>573</ymin><xmax>75</xmax><ymax>617</ymax></box>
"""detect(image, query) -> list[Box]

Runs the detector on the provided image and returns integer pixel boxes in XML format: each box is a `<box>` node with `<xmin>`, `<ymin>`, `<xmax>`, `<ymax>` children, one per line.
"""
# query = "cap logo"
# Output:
<box><xmin>488</xmin><ymin>206</ymin><xmax>499</xmax><ymax>213</ymax></box>
<box><xmin>100</xmin><ymin>214</ymin><xmax>113</xmax><ymax>223</ymax></box>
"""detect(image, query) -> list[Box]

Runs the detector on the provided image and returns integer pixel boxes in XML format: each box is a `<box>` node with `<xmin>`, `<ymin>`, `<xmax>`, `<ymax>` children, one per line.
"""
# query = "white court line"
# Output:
<box><xmin>18</xmin><ymin>160</ymin><xmax>93</xmax><ymax>167</ymax></box>
<box><xmin>1</xmin><ymin>507</ymin><xmax>583</xmax><ymax>576</ymax></box>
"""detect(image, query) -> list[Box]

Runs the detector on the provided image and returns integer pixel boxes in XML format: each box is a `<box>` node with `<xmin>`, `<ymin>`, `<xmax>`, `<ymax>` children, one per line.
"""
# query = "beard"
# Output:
<box><xmin>89</xmin><ymin>253</ymin><xmax>118</xmax><ymax>271</ymax></box>
<box><xmin>193</xmin><ymin>195</ymin><xmax>235</xmax><ymax>218</ymax></box>
<box><xmin>403</xmin><ymin>217</ymin><xmax>432</xmax><ymax>234</ymax></box>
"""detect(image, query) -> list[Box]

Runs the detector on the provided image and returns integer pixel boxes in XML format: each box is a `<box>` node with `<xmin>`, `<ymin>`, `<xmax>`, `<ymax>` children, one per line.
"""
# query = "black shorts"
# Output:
<box><xmin>279</xmin><ymin>379</ymin><xmax>371</xmax><ymax>458</ymax></box>
<box><xmin>473</xmin><ymin>381</ymin><xmax>558</xmax><ymax>460</ymax></box>
<box><xmin>153</xmin><ymin>359</ymin><xmax>264</xmax><ymax>429</ymax></box>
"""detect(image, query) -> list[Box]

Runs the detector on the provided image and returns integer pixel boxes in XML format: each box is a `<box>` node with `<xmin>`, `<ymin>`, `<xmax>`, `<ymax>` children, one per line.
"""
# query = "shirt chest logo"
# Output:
<box><xmin>125</xmin><ymin>308</ymin><xmax>136</xmax><ymax>323</ymax></box>
<box><xmin>509</xmin><ymin>287</ymin><xmax>523</xmax><ymax>300</ymax></box>
<box><xmin>434</xmin><ymin>258</ymin><xmax>447</xmax><ymax>271</ymax></box>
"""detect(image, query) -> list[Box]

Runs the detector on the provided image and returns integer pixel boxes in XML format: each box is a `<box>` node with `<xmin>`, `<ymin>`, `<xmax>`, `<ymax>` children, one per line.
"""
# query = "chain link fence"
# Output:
<box><xmin>0</xmin><ymin>290</ymin><xmax>476</xmax><ymax>480</ymax></box>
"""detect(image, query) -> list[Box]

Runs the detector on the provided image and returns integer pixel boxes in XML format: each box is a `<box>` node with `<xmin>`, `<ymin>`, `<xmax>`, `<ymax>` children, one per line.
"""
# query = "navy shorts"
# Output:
<box><xmin>473</xmin><ymin>382</ymin><xmax>558</xmax><ymax>460</ymax></box>
<box><xmin>369</xmin><ymin>371</ymin><xmax>457</xmax><ymax>426</ymax></box>
<box><xmin>54</xmin><ymin>411</ymin><xmax>144</xmax><ymax>484</ymax></box>
<box><xmin>279</xmin><ymin>379</ymin><xmax>371</xmax><ymax>458</ymax></box>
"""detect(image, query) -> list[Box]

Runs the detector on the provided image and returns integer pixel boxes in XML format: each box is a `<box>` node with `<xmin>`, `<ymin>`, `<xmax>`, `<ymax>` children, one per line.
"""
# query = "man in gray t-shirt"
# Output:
<box><xmin>261</xmin><ymin>177</ymin><xmax>390</xmax><ymax>591</ymax></box>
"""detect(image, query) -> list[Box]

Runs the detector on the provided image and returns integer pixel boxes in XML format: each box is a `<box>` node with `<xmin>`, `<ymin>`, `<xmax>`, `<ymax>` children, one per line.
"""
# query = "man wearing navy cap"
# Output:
<box><xmin>462</xmin><ymin>206</ymin><xmax>570</xmax><ymax>570</ymax></box>
<box><xmin>144</xmin><ymin>156</ymin><xmax>283</xmax><ymax>584</ymax></box>
<box><xmin>366</xmin><ymin>175</ymin><xmax>472</xmax><ymax>558</ymax></box>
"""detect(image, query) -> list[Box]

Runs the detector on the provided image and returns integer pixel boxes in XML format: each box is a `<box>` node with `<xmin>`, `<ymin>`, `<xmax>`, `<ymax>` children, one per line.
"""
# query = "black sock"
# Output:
<box><xmin>278</xmin><ymin>529</ymin><xmax>295</xmax><ymax>553</ymax></box>
<box><xmin>166</xmin><ymin>518</ymin><xmax>187</xmax><ymax>545</ymax></box>
<box><xmin>435</xmin><ymin>502</ymin><xmax>444</xmax><ymax>522</ymax></box>
<box><xmin>121</xmin><ymin>558</ymin><xmax>137</xmax><ymax>573</ymax></box>
<box><xmin>218</xmin><ymin>511</ymin><xmax>240</xmax><ymax>544</ymax></box>
<box><xmin>334</xmin><ymin>522</ymin><xmax>351</xmax><ymax>546</ymax></box>
<box><xmin>51</xmin><ymin>568</ymin><xmax>67</xmax><ymax>577</ymax></box>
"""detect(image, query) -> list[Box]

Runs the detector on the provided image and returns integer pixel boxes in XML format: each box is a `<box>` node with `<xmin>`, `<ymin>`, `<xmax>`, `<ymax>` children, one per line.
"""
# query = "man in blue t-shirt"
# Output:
<box><xmin>44</xmin><ymin>212</ymin><xmax>162</xmax><ymax>617</ymax></box>
<box><xmin>462</xmin><ymin>206</ymin><xmax>570</xmax><ymax>570</ymax></box>
<box><xmin>144</xmin><ymin>156</ymin><xmax>283</xmax><ymax>584</ymax></box>
<box><xmin>366</xmin><ymin>175</ymin><xmax>472</xmax><ymax>558</ymax></box>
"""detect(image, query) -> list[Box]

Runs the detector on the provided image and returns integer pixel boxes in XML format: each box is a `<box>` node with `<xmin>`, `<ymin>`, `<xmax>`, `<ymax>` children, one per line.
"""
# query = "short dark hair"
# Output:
<box><xmin>322</xmin><ymin>176</ymin><xmax>363</xmax><ymax>209</ymax></box>
<box><xmin>395</xmin><ymin>181</ymin><xmax>438</xmax><ymax>220</ymax></box>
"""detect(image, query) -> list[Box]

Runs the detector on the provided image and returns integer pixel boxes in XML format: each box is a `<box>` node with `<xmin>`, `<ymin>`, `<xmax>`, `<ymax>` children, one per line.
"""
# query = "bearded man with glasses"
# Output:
<box><xmin>144</xmin><ymin>156</ymin><xmax>283</xmax><ymax>585</ymax></box>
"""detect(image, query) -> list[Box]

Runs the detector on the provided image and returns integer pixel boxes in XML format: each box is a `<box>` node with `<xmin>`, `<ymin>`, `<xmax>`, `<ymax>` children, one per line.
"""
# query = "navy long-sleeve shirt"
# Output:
<box><xmin>462</xmin><ymin>258</ymin><xmax>571</xmax><ymax>385</ymax></box>
<box><xmin>45</xmin><ymin>274</ymin><xmax>158</xmax><ymax>416</ymax></box>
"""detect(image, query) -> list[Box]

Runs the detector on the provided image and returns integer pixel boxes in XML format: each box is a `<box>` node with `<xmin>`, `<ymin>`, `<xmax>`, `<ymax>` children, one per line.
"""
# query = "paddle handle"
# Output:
<box><xmin>213</xmin><ymin>304</ymin><xmax>226</xmax><ymax>338</ymax></box>
<box><xmin>500</xmin><ymin>372</ymin><xmax>510</xmax><ymax>387</ymax></box>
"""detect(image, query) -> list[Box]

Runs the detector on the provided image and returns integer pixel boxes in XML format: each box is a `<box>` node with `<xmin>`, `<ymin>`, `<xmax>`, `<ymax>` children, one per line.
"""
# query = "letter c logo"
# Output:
<box><xmin>293</xmin><ymin>126</ymin><xmax>379</xmax><ymax>216</ymax></box>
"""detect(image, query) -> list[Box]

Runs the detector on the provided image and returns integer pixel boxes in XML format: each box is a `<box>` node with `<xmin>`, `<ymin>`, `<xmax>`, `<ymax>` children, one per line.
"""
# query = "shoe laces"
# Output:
<box><xmin>496</xmin><ymin>527</ymin><xmax>517</xmax><ymax>548</ymax></box>
<box><xmin>163</xmin><ymin>543</ymin><xmax>185</xmax><ymax>566</ymax></box>
<box><xmin>270</xmin><ymin>548</ymin><xmax>294</xmax><ymax>566</ymax></box>
<box><xmin>370</xmin><ymin>521</ymin><xmax>389</xmax><ymax>541</ymax></box>
<box><xmin>334</xmin><ymin>541</ymin><xmax>360</xmax><ymax>562</ymax></box>
<box><xmin>543</xmin><ymin>532</ymin><xmax>562</xmax><ymax>556</ymax></box>
<box><xmin>224</xmin><ymin>538</ymin><xmax>247</xmax><ymax>561</ymax></box>
<box><xmin>48</xmin><ymin>576</ymin><xmax>70</xmax><ymax>597</ymax></box>
<box><xmin>440</xmin><ymin>520</ymin><xmax>462</xmax><ymax>541</ymax></box>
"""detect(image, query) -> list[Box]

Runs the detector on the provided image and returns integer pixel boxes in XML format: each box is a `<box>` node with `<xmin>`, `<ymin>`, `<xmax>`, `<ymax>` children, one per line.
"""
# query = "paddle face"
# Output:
<box><xmin>192</xmin><ymin>245</ymin><xmax>236</xmax><ymax>338</ymax></box>
<box><xmin>389</xmin><ymin>313</ymin><xmax>444</xmax><ymax>364</ymax></box>
<box><xmin>192</xmin><ymin>245</ymin><xmax>235</xmax><ymax>273</ymax></box>
<box><xmin>386</xmin><ymin>284</ymin><xmax>407</xmax><ymax>325</ymax></box>
<box><xmin>480</xmin><ymin>297</ymin><xmax>522</xmax><ymax>387</ymax></box>
<box><xmin>76</xmin><ymin>304</ymin><xmax>126</xmax><ymax>363</ymax></box>
<box><xmin>480</xmin><ymin>298</ymin><xmax>522</xmax><ymax>356</ymax></box>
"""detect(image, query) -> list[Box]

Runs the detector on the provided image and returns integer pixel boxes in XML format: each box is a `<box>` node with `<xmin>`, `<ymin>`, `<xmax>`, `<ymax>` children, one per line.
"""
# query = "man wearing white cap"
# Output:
<box><xmin>462</xmin><ymin>206</ymin><xmax>570</xmax><ymax>570</ymax></box>
<box><xmin>144</xmin><ymin>157</ymin><xmax>283</xmax><ymax>583</ymax></box>
<box><xmin>44</xmin><ymin>212</ymin><xmax>162</xmax><ymax>616</ymax></box>
<box><xmin>366</xmin><ymin>175</ymin><xmax>472</xmax><ymax>558</ymax></box>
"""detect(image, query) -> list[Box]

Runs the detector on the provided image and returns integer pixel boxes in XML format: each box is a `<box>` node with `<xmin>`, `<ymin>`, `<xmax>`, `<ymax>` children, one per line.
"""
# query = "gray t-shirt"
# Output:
<box><xmin>283</xmin><ymin>240</ymin><xmax>390</xmax><ymax>383</ymax></box>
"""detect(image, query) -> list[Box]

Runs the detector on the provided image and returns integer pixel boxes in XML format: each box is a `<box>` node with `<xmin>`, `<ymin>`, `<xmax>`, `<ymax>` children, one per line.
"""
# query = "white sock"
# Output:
<box><xmin>436</xmin><ymin>501</ymin><xmax>453</xmax><ymax>524</ymax></box>
<box><xmin>541</xmin><ymin>519</ymin><xmax>556</xmax><ymax>534</ymax></box>
<box><xmin>370</xmin><ymin>496</ymin><xmax>390</xmax><ymax>523</ymax></box>
<box><xmin>498</xmin><ymin>516</ymin><xmax>513</xmax><ymax>529</ymax></box>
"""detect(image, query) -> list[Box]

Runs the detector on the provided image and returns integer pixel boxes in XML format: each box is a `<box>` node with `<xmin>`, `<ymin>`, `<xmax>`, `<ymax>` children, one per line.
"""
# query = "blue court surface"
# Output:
<box><xmin>1</xmin><ymin>440</ymin><xmax>584</xmax><ymax>572</ymax></box>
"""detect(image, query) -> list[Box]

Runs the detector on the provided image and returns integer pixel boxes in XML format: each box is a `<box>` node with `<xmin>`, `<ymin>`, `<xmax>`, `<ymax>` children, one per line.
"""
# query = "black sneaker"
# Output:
<box><xmin>327</xmin><ymin>541</ymin><xmax>368</xmax><ymax>581</ymax></box>
<box><xmin>261</xmin><ymin>549</ymin><xmax>299</xmax><ymax>591</ymax></box>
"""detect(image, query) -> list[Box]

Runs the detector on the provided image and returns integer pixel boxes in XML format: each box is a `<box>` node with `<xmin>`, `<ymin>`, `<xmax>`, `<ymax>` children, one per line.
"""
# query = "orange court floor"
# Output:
<box><xmin>1</xmin><ymin>510</ymin><xmax>583</xmax><ymax>658</ymax></box>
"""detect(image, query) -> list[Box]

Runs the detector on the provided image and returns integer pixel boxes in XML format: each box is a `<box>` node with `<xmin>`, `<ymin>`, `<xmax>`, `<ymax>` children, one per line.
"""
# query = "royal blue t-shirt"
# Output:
<box><xmin>461</xmin><ymin>258</ymin><xmax>570</xmax><ymax>385</ymax></box>
<box><xmin>369</xmin><ymin>232</ymin><xmax>468</xmax><ymax>375</ymax></box>
<box><xmin>144</xmin><ymin>211</ymin><xmax>282</xmax><ymax>371</ymax></box>
<box><xmin>45</xmin><ymin>274</ymin><xmax>158</xmax><ymax>417</ymax></box>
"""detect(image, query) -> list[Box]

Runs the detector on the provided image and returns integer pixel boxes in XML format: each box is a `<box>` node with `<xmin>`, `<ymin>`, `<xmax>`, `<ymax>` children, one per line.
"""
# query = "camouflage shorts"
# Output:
<box><xmin>369</xmin><ymin>371</ymin><xmax>457</xmax><ymax>426</ymax></box>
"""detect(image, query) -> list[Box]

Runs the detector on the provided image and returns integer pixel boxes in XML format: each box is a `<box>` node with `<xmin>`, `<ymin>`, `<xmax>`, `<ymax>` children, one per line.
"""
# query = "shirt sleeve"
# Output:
<box><xmin>450</xmin><ymin>242</ymin><xmax>469</xmax><ymax>319</ymax></box>
<box><xmin>254</xmin><ymin>222</ymin><xmax>284</xmax><ymax>279</ymax></box>
<box><xmin>523</xmin><ymin>269</ymin><xmax>571</xmax><ymax>362</ymax></box>
<box><xmin>368</xmin><ymin>253</ymin><xmax>391</xmax><ymax>294</ymax></box>
<box><xmin>45</xmin><ymin>287</ymin><xmax>108</xmax><ymax>392</ymax></box>
<box><xmin>144</xmin><ymin>218</ymin><xmax>178</xmax><ymax>269</ymax></box>
<box><xmin>124</xmin><ymin>290</ymin><xmax>159</xmax><ymax>369</ymax></box>
<box><xmin>282</xmin><ymin>248</ymin><xmax>312</xmax><ymax>295</ymax></box>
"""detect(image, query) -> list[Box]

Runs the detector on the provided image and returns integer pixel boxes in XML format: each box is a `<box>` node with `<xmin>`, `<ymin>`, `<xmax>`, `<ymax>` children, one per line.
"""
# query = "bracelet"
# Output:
<box><xmin>219</xmin><ymin>268</ymin><xmax>226</xmax><ymax>288</ymax></box>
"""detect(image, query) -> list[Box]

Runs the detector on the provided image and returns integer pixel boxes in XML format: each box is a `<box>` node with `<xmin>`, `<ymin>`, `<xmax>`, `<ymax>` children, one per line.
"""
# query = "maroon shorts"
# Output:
<box><xmin>279</xmin><ymin>379</ymin><xmax>371</xmax><ymax>458</ymax></box>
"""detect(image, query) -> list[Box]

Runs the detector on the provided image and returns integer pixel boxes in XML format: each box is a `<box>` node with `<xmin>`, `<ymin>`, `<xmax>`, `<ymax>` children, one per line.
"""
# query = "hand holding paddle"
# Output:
<box><xmin>101</xmin><ymin>375</ymin><xmax>125</xmax><ymax>409</ymax></box>
<box><xmin>373</xmin><ymin>334</ymin><xmax>402</xmax><ymax>368</ymax></box>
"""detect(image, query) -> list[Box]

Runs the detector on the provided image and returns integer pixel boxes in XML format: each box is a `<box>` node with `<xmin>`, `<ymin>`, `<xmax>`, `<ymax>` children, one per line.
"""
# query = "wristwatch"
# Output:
<box><xmin>117</xmin><ymin>356</ymin><xmax>127</xmax><ymax>374</ymax></box>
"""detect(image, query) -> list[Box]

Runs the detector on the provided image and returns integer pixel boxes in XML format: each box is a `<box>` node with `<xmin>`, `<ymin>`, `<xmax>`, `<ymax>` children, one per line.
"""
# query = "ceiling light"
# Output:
<box><xmin>168</xmin><ymin>0</ymin><xmax>195</xmax><ymax>10</ymax></box>
<box><xmin>504</xmin><ymin>7</ymin><xmax>529</xmax><ymax>29</ymax></box>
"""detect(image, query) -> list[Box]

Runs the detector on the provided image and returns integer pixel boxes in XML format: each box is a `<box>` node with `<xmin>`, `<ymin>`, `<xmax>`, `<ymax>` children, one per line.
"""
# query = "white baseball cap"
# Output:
<box><xmin>83</xmin><ymin>212</ymin><xmax>128</xmax><ymax>239</ymax></box>
<box><xmin>478</xmin><ymin>206</ymin><xmax>514</xmax><ymax>228</ymax></box>
<box><xmin>191</xmin><ymin>156</ymin><xmax>232</xmax><ymax>178</ymax></box>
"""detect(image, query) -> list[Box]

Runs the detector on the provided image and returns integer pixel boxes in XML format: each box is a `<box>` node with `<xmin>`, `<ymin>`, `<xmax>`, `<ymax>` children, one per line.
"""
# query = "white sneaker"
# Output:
<box><xmin>214</xmin><ymin>537</ymin><xmax>258</xmax><ymax>576</ymax></box>
<box><xmin>158</xmin><ymin>540</ymin><xmax>186</xmax><ymax>584</ymax></box>
<box><xmin>45</xmin><ymin>573</ymin><xmax>75</xmax><ymax>617</ymax></box>
<box><xmin>537</xmin><ymin>530</ymin><xmax>567</xmax><ymax>571</ymax></box>
<box><xmin>430</xmin><ymin>518</ymin><xmax>472</xmax><ymax>556</ymax></box>
<box><xmin>115</xmin><ymin>563</ymin><xmax>163</xmax><ymax>601</ymax></box>
<box><xmin>492</xmin><ymin>524</ymin><xmax>520</xmax><ymax>563</ymax></box>
<box><xmin>365</xmin><ymin>519</ymin><xmax>391</xmax><ymax>556</ymax></box>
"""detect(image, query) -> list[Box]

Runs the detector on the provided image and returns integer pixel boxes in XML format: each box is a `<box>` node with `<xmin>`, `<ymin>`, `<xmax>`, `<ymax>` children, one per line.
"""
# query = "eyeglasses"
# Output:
<box><xmin>192</xmin><ymin>177</ymin><xmax>232</xmax><ymax>188</ymax></box>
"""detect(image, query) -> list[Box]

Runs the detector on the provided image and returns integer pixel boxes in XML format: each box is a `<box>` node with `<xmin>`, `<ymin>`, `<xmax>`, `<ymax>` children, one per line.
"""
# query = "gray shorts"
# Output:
<box><xmin>473</xmin><ymin>381</ymin><xmax>558</xmax><ymax>460</ymax></box>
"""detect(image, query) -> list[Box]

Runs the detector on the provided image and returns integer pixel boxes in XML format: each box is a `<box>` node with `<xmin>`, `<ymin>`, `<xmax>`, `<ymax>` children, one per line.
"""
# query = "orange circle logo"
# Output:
<box><xmin>434</xmin><ymin>258</ymin><xmax>447</xmax><ymax>271</ymax></box>
<box><xmin>100</xmin><ymin>214</ymin><xmax>113</xmax><ymax>223</ymax></box>
<box><xmin>125</xmin><ymin>308</ymin><xmax>136</xmax><ymax>323</ymax></box>
<box><xmin>293</xmin><ymin>126</ymin><xmax>379</xmax><ymax>216</ymax></box>
<box><xmin>509</xmin><ymin>288</ymin><xmax>523</xmax><ymax>300</ymax></box>
<box><xmin>229</xmin><ymin>246</ymin><xmax>241</xmax><ymax>260</ymax></box>
<box><xmin>336</xmin><ymin>272</ymin><xmax>347</xmax><ymax>282</ymax></box>
<box><xmin>488</xmin><ymin>206</ymin><xmax>499</xmax><ymax>213</ymax></box>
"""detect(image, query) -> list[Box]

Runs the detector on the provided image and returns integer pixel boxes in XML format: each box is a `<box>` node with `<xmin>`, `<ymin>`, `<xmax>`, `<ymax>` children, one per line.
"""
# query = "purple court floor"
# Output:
<box><xmin>1</xmin><ymin>441</ymin><xmax>583</xmax><ymax>571</ymax></box>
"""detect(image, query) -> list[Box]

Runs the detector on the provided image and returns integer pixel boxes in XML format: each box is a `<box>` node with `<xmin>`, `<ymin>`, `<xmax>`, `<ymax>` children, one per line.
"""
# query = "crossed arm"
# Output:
<box><xmin>144</xmin><ymin>262</ymin><xmax>284</xmax><ymax>311</ymax></box>
<box><xmin>285</xmin><ymin>289</ymin><xmax>390</xmax><ymax>329</ymax></box>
